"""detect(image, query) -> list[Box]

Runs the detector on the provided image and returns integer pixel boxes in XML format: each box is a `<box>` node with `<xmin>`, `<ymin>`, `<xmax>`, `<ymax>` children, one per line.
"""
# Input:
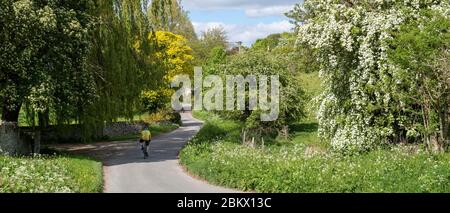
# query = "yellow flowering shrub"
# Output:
<box><xmin>141</xmin><ymin>31</ymin><xmax>194</xmax><ymax>113</ymax></box>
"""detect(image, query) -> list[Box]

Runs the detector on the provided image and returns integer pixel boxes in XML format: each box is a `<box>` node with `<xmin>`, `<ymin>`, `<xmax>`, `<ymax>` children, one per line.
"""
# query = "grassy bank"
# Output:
<box><xmin>0</xmin><ymin>154</ymin><xmax>103</xmax><ymax>193</ymax></box>
<box><xmin>180</xmin><ymin>112</ymin><xmax>450</xmax><ymax>192</ymax></box>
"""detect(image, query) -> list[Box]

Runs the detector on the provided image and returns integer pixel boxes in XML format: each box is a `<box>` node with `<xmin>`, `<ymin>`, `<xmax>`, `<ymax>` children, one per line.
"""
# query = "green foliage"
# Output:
<box><xmin>141</xmin><ymin>89</ymin><xmax>172</xmax><ymax>113</ymax></box>
<box><xmin>252</xmin><ymin>33</ymin><xmax>283</xmax><ymax>51</ymax></box>
<box><xmin>140</xmin><ymin>31</ymin><xmax>194</xmax><ymax>114</ymax></box>
<box><xmin>297</xmin><ymin>72</ymin><xmax>323</xmax><ymax>121</ymax></box>
<box><xmin>388</xmin><ymin>10</ymin><xmax>450</xmax><ymax>150</ymax></box>
<box><xmin>148</xmin><ymin>0</ymin><xmax>197</xmax><ymax>42</ymax></box>
<box><xmin>209</xmin><ymin>50</ymin><xmax>307</xmax><ymax>131</ymax></box>
<box><xmin>1</xmin><ymin>0</ymin><xmax>171</xmax><ymax>142</ymax></box>
<box><xmin>192</xmin><ymin>26</ymin><xmax>229</xmax><ymax>66</ymax></box>
<box><xmin>251</xmin><ymin>32</ymin><xmax>319</xmax><ymax>74</ymax></box>
<box><xmin>83</xmin><ymin>0</ymin><xmax>164</xmax><ymax>134</ymax></box>
<box><xmin>0</xmin><ymin>154</ymin><xmax>102</xmax><ymax>192</ymax></box>
<box><xmin>181</xmin><ymin>112</ymin><xmax>450</xmax><ymax>192</ymax></box>
<box><xmin>72</xmin><ymin>0</ymin><xmax>181</xmax><ymax>141</ymax></box>
<box><xmin>292</xmin><ymin>0</ymin><xmax>450</xmax><ymax>153</ymax></box>
<box><xmin>0</xmin><ymin>0</ymin><xmax>96</xmax><ymax>122</ymax></box>
<box><xmin>189</xmin><ymin>112</ymin><xmax>242</xmax><ymax>145</ymax></box>
<box><xmin>207</xmin><ymin>46</ymin><xmax>227</xmax><ymax>67</ymax></box>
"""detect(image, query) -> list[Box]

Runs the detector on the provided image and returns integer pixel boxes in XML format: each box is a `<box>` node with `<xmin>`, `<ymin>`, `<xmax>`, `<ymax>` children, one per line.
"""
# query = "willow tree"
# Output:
<box><xmin>81</xmin><ymin>0</ymin><xmax>167</xmax><ymax>138</ymax></box>
<box><xmin>1</xmin><ymin>0</ymin><xmax>170</xmax><ymax>146</ymax></box>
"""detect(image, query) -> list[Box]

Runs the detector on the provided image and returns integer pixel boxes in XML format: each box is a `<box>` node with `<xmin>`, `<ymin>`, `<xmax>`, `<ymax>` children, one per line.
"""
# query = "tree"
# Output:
<box><xmin>1</xmin><ymin>0</ymin><xmax>173</xmax><ymax>150</ymax></box>
<box><xmin>151</xmin><ymin>31</ymin><xmax>194</xmax><ymax>81</ymax></box>
<box><xmin>207</xmin><ymin>46</ymin><xmax>227</xmax><ymax>67</ymax></box>
<box><xmin>389</xmin><ymin>11</ymin><xmax>450</xmax><ymax>152</ymax></box>
<box><xmin>0</xmin><ymin>0</ymin><xmax>95</xmax><ymax>123</ymax></box>
<box><xmin>252</xmin><ymin>33</ymin><xmax>283</xmax><ymax>52</ymax></box>
<box><xmin>148</xmin><ymin>0</ymin><xmax>197</xmax><ymax>42</ymax></box>
<box><xmin>251</xmin><ymin>32</ymin><xmax>319</xmax><ymax>74</ymax></box>
<box><xmin>192</xmin><ymin>26</ymin><xmax>229</xmax><ymax>66</ymax></box>
<box><xmin>201</xmin><ymin>26</ymin><xmax>228</xmax><ymax>49</ymax></box>
<box><xmin>81</xmin><ymin>0</ymin><xmax>168</xmax><ymax>133</ymax></box>
<box><xmin>292</xmin><ymin>0</ymin><xmax>450</xmax><ymax>153</ymax></box>
<box><xmin>210</xmin><ymin>50</ymin><xmax>306</xmax><ymax>136</ymax></box>
<box><xmin>141</xmin><ymin>31</ymin><xmax>194</xmax><ymax>113</ymax></box>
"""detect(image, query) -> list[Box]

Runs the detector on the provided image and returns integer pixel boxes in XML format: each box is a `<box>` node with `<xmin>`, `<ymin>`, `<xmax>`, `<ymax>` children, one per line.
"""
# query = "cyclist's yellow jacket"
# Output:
<box><xmin>141</xmin><ymin>130</ymin><xmax>151</xmax><ymax>141</ymax></box>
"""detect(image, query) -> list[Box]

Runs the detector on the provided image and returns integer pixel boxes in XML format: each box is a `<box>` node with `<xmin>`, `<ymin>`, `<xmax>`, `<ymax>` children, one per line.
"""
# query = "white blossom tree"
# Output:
<box><xmin>291</xmin><ymin>0</ymin><xmax>450</xmax><ymax>153</ymax></box>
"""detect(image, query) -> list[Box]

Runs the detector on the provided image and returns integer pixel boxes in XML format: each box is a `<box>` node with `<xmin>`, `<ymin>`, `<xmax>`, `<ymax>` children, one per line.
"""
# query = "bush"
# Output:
<box><xmin>141</xmin><ymin>89</ymin><xmax>172</xmax><ymax>114</ymax></box>
<box><xmin>169</xmin><ymin>112</ymin><xmax>182</xmax><ymax>126</ymax></box>
<box><xmin>207</xmin><ymin>50</ymin><xmax>307</xmax><ymax>133</ymax></box>
<box><xmin>141</xmin><ymin>109</ymin><xmax>182</xmax><ymax>126</ymax></box>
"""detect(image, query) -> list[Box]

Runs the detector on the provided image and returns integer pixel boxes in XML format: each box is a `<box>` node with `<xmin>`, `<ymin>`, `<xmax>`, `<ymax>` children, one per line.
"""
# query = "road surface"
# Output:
<box><xmin>101</xmin><ymin>112</ymin><xmax>237</xmax><ymax>193</ymax></box>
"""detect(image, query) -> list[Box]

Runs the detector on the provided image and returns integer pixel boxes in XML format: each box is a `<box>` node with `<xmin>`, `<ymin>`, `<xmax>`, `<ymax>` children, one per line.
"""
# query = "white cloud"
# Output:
<box><xmin>193</xmin><ymin>20</ymin><xmax>293</xmax><ymax>46</ymax></box>
<box><xmin>182</xmin><ymin>0</ymin><xmax>299</xmax><ymax>9</ymax></box>
<box><xmin>245</xmin><ymin>5</ymin><xmax>293</xmax><ymax>17</ymax></box>
<box><xmin>182</xmin><ymin>0</ymin><xmax>300</xmax><ymax>17</ymax></box>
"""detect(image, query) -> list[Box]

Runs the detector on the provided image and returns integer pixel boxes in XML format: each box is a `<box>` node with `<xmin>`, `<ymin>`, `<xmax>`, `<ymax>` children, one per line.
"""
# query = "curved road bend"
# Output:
<box><xmin>104</xmin><ymin>112</ymin><xmax>238</xmax><ymax>193</ymax></box>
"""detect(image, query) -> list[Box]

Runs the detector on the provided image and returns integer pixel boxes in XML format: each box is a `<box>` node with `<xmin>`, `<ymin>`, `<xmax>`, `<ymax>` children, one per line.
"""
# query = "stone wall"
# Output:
<box><xmin>0</xmin><ymin>122</ymin><xmax>34</xmax><ymax>155</ymax></box>
<box><xmin>102</xmin><ymin>122</ymin><xmax>145</xmax><ymax>138</ymax></box>
<box><xmin>38</xmin><ymin>125</ymin><xmax>83</xmax><ymax>144</ymax></box>
<box><xmin>19</xmin><ymin>122</ymin><xmax>148</xmax><ymax>144</ymax></box>
<box><xmin>1</xmin><ymin>121</ymin><xmax>164</xmax><ymax>152</ymax></box>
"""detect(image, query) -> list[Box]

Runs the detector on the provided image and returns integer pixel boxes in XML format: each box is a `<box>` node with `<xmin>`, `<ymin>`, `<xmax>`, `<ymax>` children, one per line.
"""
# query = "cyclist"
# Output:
<box><xmin>140</xmin><ymin>126</ymin><xmax>152</xmax><ymax>159</ymax></box>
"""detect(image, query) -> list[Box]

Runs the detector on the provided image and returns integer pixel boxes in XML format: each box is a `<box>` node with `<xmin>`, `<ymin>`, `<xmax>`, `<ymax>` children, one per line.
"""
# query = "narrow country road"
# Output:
<box><xmin>102</xmin><ymin>112</ymin><xmax>237</xmax><ymax>193</ymax></box>
<box><xmin>51</xmin><ymin>112</ymin><xmax>237</xmax><ymax>193</ymax></box>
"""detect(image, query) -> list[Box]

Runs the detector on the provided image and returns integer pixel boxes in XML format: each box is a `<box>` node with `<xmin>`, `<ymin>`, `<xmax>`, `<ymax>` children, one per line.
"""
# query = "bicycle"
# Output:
<box><xmin>139</xmin><ymin>139</ymin><xmax>150</xmax><ymax>159</ymax></box>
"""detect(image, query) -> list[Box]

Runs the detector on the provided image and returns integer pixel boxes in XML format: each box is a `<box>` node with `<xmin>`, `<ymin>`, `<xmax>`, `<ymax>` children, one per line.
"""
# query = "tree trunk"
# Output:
<box><xmin>38</xmin><ymin>110</ymin><xmax>50</xmax><ymax>128</ymax></box>
<box><xmin>431</xmin><ymin>134</ymin><xmax>444</xmax><ymax>153</ymax></box>
<box><xmin>422</xmin><ymin>104</ymin><xmax>433</xmax><ymax>152</ymax></box>
<box><xmin>32</xmin><ymin>130</ymin><xmax>41</xmax><ymax>154</ymax></box>
<box><xmin>439</xmin><ymin>102</ymin><xmax>448</xmax><ymax>151</ymax></box>
<box><xmin>1</xmin><ymin>98</ymin><xmax>22</xmax><ymax>122</ymax></box>
<box><xmin>441</xmin><ymin>103</ymin><xmax>449</xmax><ymax>141</ymax></box>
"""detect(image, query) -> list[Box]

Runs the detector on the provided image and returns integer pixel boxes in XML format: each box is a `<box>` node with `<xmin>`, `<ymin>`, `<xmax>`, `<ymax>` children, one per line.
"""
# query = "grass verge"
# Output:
<box><xmin>180</xmin><ymin>111</ymin><xmax>450</xmax><ymax>192</ymax></box>
<box><xmin>0</xmin><ymin>154</ymin><xmax>102</xmax><ymax>193</ymax></box>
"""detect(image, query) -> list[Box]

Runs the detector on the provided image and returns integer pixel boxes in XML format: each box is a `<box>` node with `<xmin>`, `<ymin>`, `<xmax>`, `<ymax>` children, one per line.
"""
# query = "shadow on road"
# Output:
<box><xmin>50</xmin><ymin>114</ymin><xmax>203</xmax><ymax>167</ymax></box>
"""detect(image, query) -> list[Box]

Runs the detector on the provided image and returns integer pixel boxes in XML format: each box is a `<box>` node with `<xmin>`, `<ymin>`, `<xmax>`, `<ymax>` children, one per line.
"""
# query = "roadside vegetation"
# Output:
<box><xmin>181</xmin><ymin>0</ymin><xmax>450</xmax><ymax>192</ymax></box>
<box><xmin>0</xmin><ymin>154</ymin><xmax>102</xmax><ymax>193</ymax></box>
<box><xmin>181</xmin><ymin>111</ymin><xmax>450</xmax><ymax>192</ymax></box>
<box><xmin>1</xmin><ymin>0</ymin><xmax>192</xmax><ymax>193</ymax></box>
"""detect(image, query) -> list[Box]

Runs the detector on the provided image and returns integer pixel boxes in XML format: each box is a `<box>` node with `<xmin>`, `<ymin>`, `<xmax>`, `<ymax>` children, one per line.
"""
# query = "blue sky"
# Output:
<box><xmin>180</xmin><ymin>0</ymin><xmax>302</xmax><ymax>46</ymax></box>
